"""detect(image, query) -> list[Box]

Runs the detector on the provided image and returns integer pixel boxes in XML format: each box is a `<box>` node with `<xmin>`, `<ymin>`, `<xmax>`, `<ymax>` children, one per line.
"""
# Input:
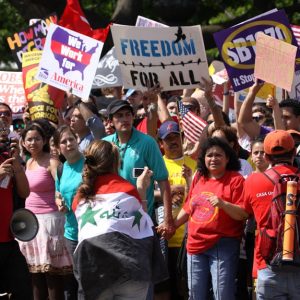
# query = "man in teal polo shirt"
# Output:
<box><xmin>103</xmin><ymin>99</ymin><xmax>175</xmax><ymax>236</ymax></box>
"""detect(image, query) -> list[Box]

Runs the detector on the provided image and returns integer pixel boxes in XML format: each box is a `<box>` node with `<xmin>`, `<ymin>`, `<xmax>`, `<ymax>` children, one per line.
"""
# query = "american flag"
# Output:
<box><xmin>291</xmin><ymin>24</ymin><xmax>300</xmax><ymax>47</ymax></box>
<box><xmin>178</xmin><ymin>101</ymin><xmax>207</xmax><ymax>144</ymax></box>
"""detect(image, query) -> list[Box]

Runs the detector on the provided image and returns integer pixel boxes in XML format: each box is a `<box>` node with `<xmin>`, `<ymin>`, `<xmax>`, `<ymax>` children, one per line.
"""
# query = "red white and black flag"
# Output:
<box><xmin>72</xmin><ymin>174</ymin><xmax>168</xmax><ymax>299</ymax></box>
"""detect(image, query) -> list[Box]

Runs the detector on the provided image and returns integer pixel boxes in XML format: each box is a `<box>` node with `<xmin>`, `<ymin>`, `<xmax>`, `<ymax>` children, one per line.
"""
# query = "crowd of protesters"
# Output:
<box><xmin>1</xmin><ymin>76</ymin><xmax>300</xmax><ymax>300</ymax></box>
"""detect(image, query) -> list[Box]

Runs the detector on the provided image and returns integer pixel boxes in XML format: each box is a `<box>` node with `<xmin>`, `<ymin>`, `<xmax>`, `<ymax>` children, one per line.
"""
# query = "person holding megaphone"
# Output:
<box><xmin>0</xmin><ymin>119</ymin><xmax>33</xmax><ymax>300</ymax></box>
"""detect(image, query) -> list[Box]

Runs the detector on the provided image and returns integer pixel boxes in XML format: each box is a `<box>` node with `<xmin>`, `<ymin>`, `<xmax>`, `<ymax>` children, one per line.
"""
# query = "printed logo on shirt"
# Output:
<box><xmin>190</xmin><ymin>191</ymin><xmax>218</xmax><ymax>224</ymax></box>
<box><xmin>256</xmin><ymin>191</ymin><xmax>273</xmax><ymax>198</ymax></box>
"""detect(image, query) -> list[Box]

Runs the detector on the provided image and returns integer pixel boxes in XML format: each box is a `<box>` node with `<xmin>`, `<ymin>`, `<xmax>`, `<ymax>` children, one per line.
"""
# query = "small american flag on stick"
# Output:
<box><xmin>178</xmin><ymin>101</ymin><xmax>207</xmax><ymax>144</ymax></box>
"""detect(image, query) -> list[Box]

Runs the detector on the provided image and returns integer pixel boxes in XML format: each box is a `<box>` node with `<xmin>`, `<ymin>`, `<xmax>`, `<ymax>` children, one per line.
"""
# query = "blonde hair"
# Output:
<box><xmin>77</xmin><ymin>140</ymin><xmax>120</xmax><ymax>201</ymax></box>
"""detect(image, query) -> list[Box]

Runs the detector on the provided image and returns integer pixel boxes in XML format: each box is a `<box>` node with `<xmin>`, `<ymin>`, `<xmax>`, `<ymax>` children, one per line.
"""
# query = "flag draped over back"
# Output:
<box><xmin>72</xmin><ymin>173</ymin><xmax>168</xmax><ymax>299</ymax></box>
<box><xmin>178</xmin><ymin>100</ymin><xmax>207</xmax><ymax>144</ymax></box>
<box><xmin>291</xmin><ymin>25</ymin><xmax>300</xmax><ymax>47</ymax></box>
<box><xmin>59</xmin><ymin>0</ymin><xmax>110</xmax><ymax>43</ymax></box>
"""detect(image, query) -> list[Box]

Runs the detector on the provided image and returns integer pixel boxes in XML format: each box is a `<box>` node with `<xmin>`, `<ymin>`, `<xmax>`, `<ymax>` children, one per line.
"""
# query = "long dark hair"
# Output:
<box><xmin>77</xmin><ymin>140</ymin><xmax>120</xmax><ymax>201</ymax></box>
<box><xmin>21</xmin><ymin>123</ymin><xmax>50</xmax><ymax>154</ymax></box>
<box><xmin>197</xmin><ymin>137</ymin><xmax>241</xmax><ymax>177</ymax></box>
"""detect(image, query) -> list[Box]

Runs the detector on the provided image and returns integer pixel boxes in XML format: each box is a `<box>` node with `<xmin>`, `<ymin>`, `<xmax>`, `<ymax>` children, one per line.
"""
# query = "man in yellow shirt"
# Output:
<box><xmin>158</xmin><ymin>120</ymin><xmax>196</xmax><ymax>300</ymax></box>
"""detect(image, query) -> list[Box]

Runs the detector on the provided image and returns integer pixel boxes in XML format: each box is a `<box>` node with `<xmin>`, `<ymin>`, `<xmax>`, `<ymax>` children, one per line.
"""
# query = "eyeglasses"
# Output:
<box><xmin>13</xmin><ymin>123</ymin><xmax>25</xmax><ymax>130</ymax></box>
<box><xmin>0</xmin><ymin>111</ymin><xmax>11</xmax><ymax>117</ymax></box>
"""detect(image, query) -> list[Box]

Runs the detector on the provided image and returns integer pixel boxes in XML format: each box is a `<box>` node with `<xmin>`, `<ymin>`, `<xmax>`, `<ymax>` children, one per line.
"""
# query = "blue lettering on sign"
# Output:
<box><xmin>120</xmin><ymin>38</ymin><xmax>196</xmax><ymax>57</ymax></box>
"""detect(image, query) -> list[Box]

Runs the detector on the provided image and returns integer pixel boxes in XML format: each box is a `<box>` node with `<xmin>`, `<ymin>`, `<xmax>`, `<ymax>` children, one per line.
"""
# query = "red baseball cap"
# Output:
<box><xmin>264</xmin><ymin>130</ymin><xmax>295</xmax><ymax>155</ymax></box>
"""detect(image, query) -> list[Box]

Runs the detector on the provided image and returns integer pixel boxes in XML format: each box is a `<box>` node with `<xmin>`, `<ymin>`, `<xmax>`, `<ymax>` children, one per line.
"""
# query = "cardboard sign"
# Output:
<box><xmin>254</xmin><ymin>33</ymin><xmax>297</xmax><ymax>92</ymax></box>
<box><xmin>0</xmin><ymin>71</ymin><xmax>26</xmax><ymax>114</ymax></box>
<box><xmin>214</xmin><ymin>9</ymin><xmax>300</xmax><ymax>92</ymax></box>
<box><xmin>6</xmin><ymin>13</ymin><xmax>57</xmax><ymax>69</ymax></box>
<box><xmin>111</xmin><ymin>24</ymin><xmax>209</xmax><ymax>91</ymax></box>
<box><xmin>36</xmin><ymin>24</ymin><xmax>103</xmax><ymax>99</ymax></box>
<box><xmin>92</xmin><ymin>47</ymin><xmax>123</xmax><ymax>89</ymax></box>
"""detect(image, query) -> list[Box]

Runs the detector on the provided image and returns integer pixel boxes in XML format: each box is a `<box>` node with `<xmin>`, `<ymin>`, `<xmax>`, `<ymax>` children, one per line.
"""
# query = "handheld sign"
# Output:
<box><xmin>92</xmin><ymin>47</ymin><xmax>123</xmax><ymax>89</ymax></box>
<box><xmin>22</xmin><ymin>51</ymin><xmax>64</xmax><ymax>123</ymax></box>
<box><xmin>254</xmin><ymin>33</ymin><xmax>297</xmax><ymax>92</ymax></box>
<box><xmin>36</xmin><ymin>24</ymin><xmax>103</xmax><ymax>99</ymax></box>
<box><xmin>214</xmin><ymin>9</ymin><xmax>300</xmax><ymax>92</ymax></box>
<box><xmin>6</xmin><ymin>13</ymin><xmax>57</xmax><ymax>69</ymax></box>
<box><xmin>111</xmin><ymin>24</ymin><xmax>209</xmax><ymax>91</ymax></box>
<box><xmin>135</xmin><ymin>16</ymin><xmax>168</xmax><ymax>28</ymax></box>
<box><xmin>0</xmin><ymin>71</ymin><xmax>26</xmax><ymax>114</ymax></box>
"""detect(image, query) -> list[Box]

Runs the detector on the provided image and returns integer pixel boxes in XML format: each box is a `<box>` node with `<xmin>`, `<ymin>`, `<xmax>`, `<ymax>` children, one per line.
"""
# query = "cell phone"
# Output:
<box><xmin>132</xmin><ymin>168</ymin><xmax>144</xmax><ymax>178</ymax></box>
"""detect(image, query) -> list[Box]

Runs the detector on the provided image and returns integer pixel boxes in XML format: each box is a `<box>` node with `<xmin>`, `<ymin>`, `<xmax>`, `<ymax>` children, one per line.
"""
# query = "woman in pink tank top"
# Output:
<box><xmin>18</xmin><ymin>123</ymin><xmax>72</xmax><ymax>300</ymax></box>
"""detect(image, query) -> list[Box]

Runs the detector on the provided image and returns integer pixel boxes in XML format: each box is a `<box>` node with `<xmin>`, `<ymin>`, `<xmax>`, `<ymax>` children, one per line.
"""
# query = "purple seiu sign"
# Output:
<box><xmin>214</xmin><ymin>9</ymin><xmax>300</xmax><ymax>92</ymax></box>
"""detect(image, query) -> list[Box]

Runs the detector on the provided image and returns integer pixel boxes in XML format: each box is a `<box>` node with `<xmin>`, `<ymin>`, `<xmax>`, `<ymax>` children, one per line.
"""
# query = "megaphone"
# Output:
<box><xmin>10</xmin><ymin>209</ymin><xmax>39</xmax><ymax>242</ymax></box>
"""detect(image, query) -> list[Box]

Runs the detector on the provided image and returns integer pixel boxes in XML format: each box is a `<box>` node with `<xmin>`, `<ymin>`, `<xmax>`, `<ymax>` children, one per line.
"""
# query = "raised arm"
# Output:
<box><xmin>201</xmin><ymin>77</ymin><xmax>226</xmax><ymax>127</ymax></box>
<box><xmin>266</xmin><ymin>95</ymin><xmax>285</xmax><ymax>130</ymax></box>
<box><xmin>238</xmin><ymin>80</ymin><xmax>263</xmax><ymax>139</ymax></box>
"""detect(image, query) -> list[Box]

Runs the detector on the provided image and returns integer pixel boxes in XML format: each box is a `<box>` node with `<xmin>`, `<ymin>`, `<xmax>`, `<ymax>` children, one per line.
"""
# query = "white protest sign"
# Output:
<box><xmin>92</xmin><ymin>47</ymin><xmax>123</xmax><ymax>89</ymax></box>
<box><xmin>111</xmin><ymin>24</ymin><xmax>209</xmax><ymax>91</ymax></box>
<box><xmin>135</xmin><ymin>16</ymin><xmax>168</xmax><ymax>28</ymax></box>
<box><xmin>0</xmin><ymin>71</ymin><xmax>26</xmax><ymax>114</ymax></box>
<box><xmin>36</xmin><ymin>24</ymin><xmax>103</xmax><ymax>99</ymax></box>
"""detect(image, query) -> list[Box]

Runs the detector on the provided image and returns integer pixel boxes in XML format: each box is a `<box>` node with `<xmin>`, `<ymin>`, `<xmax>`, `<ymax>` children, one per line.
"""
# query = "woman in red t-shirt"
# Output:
<box><xmin>160</xmin><ymin>137</ymin><xmax>248</xmax><ymax>299</ymax></box>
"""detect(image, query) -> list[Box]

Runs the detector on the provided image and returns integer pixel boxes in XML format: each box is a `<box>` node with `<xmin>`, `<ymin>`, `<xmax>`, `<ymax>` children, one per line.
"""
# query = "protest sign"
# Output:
<box><xmin>0</xmin><ymin>71</ymin><xmax>26</xmax><ymax>114</ymax></box>
<box><xmin>135</xmin><ymin>16</ymin><xmax>168</xmax><ymax>28</ymax></box>
<box><xmin>92</xmin><ymin>47</ymin><xmax>123</xmax><ymax>89</ymax></box>
<box><xmin>22</xmin><ymin>51</ymin><xmax>64</xmax><ymax>123</ymax></box>
<box><xmin>254</xmin><ymin>33</ymin><xmax>297</xmax><ymax>92</ymax></box>
<box><xmin>214</xmin><ymin>9</ymin><xmax>300</xmax><ymax>92</ymax></box>
<box><xmin>6</xmin><ymin>13</ymin><xmax>57</xmax><ymax>69</ymax></box>
<box><xmin>36</xmin><ymin>24</ymin><xmax>103</xmax><ymax>99</ymax></box>
<box><xmin>111</xmin><ymin>24</ymin><xmax>209</xmax><ymax>91</ymax></box>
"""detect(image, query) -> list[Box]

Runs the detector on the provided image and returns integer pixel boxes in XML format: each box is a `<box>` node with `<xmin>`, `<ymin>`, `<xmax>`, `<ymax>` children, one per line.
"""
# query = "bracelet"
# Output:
<box><xmin>223</xmin><ymin>92</ymin><xmax>229</xmax><ymax>96</ymax></box>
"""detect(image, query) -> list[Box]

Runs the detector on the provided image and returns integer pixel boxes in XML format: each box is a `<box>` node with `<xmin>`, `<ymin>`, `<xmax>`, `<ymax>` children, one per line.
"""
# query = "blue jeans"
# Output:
<box><xmin>187</xmin><ymin>237</ymin><xmax>239</xmax><ymax>300</ymax></box>
<box><xmin>257</xmin><ymin>268</ymin><xmax>300</xmax><ymax>300</ymax></box>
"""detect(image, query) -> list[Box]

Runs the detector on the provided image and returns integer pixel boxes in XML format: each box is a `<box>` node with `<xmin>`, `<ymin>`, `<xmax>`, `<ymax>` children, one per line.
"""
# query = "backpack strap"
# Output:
<box><xmin>263</xmin><ymin>168</ymin><xmax>281</xmax><ymax>185</ymax></box>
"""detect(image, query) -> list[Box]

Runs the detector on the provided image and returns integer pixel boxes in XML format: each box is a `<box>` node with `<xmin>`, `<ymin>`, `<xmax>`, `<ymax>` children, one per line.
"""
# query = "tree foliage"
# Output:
<box><xmin>0</xmin><ymin>0</ymin><xmax>299</xmax><ymax>69</ymax></box>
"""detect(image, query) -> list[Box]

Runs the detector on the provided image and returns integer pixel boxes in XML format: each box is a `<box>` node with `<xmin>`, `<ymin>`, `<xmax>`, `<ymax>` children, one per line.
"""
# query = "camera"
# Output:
<box><xmin>0</xmin><ymin>137</ymin><xmax>11</xmax><ymax>156</ymax></box>
<box><xmin>132</xmin><ymin>168</ymin><xmax>144</xmax><ymax>178</ymax></box>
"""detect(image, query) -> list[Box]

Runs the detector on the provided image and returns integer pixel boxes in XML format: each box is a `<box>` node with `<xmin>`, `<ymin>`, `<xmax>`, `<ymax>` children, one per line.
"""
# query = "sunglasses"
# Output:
<box><xmin>13</xmin><ymin>123</ymin><xmax>25</xmax><ymax>130</ymax></box>
<box><xmin>0</xmin><ymin>111</ymin><xmax>11</xmax><ymax>117</ymax></box>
